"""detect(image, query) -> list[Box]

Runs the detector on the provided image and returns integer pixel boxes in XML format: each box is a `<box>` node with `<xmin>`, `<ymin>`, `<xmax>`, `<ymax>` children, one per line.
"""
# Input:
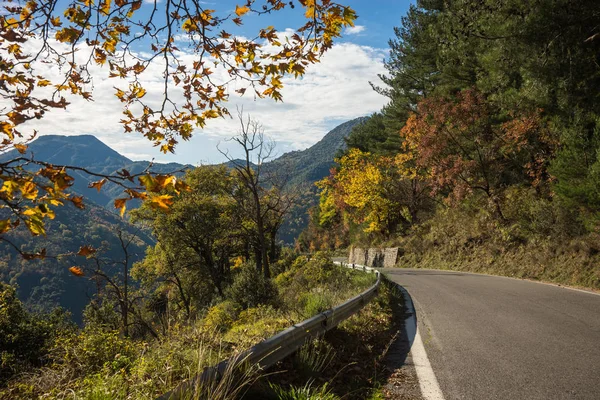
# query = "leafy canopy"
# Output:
<box><xmin>0</xmin><ymin>0</ymin><xmax>356</xmax><ymax>245</ymax></box>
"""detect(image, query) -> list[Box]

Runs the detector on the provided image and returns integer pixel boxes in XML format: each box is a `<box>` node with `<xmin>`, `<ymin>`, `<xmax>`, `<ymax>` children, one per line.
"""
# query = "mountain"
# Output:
<box><xmin>0</xmin><ymin>135</ymin><xmax>192</xmax><ymax>209</ymax></box>
<box><xmin>265</xmin><ymin>118</ymin><xmax>366</xmax><ymax>188</ymax></box>
<box><xmin>0</xmin><ymin>118</ymin><xmax>365</xmax><ymax>319</ymax></box>
<box><xmin>265</xmin><ymin>118</ymin><xmax>367</xmax><ymax>242</ymax></box>
<box><xmin>0</xmin><ymin>201</ymin><xmax>155</xmax><ymax>324</ymax></box>
<box><xmin>1</xmin><ymin>118</ymin><xmax>366</xmax><ymax>240</ymax></box>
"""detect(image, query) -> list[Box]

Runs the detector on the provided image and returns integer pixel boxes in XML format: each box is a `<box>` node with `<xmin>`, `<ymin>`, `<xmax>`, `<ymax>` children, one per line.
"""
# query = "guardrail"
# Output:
<box><xmin>158</xmin><ymin>261</ymin><xmax>380</xmax><ymax>399</ymax></box>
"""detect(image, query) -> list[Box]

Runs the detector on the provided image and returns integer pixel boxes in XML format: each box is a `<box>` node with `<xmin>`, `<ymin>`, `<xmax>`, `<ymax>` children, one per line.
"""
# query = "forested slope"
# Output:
<box><xmin>301</xmin><ymin>0</ymin><xmax>600</xmax><ymax>289</ymax></box>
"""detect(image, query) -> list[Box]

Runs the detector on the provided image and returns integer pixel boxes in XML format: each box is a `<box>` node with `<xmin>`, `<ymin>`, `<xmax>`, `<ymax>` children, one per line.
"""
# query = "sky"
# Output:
<box><xmin>8</xmin><ymin>0</ymin><xmax>415</xmax><ymax>164</ymax></box>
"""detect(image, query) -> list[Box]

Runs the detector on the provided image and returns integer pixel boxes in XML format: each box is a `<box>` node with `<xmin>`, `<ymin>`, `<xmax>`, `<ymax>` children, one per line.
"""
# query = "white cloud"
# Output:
<box><xmin>2</xmin><ymin>35</ymin><xmax>388</xmax><ymax>164</ymax></box>
<box><xmin>344</xmin><ymin>25</ymin><xmax>366</xmax><ymax>35</ymax></box>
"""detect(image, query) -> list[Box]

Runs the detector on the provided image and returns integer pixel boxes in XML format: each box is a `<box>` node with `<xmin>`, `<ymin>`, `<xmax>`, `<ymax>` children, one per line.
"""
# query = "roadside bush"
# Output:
<box><xmin>299</xmin><ymin>291</ymin><xmax>333</xmax><ymax>318</ymax></box>
<box><xmin>268</xmin><ymin>382</ymin><xmax>340</xmax><ymax>400</ymax></box>
<box><xmin>0</xmin><ymin>283</ymin><xmax>71</xmax><ymax>385</ymax></box>
<box><xmin>292</xmin><ymin>339</ymin><xmax>335</xmax><ymax>381</ymax></box>
<box><xmin>52</xmin><ymin>327</ymin><xmax>137</xmax><ymax>374</ymax></box>
<box><xmin>224</xmin><ymin>305</ymin><xmax>289</xmax><ymax>348</ymax></box>
<box><xmin>271</xmin><ymin>247</ymin><xmax>299</xmax><ymax>277</ymax></box>
<box><xmin>227</xmin><ymin>264</ymin><xmax>279</xmax><ymax>309</ymax></box>
<box><xmin>202</xmin><ymin>300</ymin><xmax>240</xmax><ymax>333</ymax></box>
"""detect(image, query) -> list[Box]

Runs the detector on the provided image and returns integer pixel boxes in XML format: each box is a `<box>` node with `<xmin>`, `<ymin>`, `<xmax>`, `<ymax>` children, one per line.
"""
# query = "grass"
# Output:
<box><xmin>258</xmin><ymin>278</ymin><xmax>406</xmax><ymax>400</ymax></box>
<box><xmin>392</xmin><ymin>200</ymin><xmax>600</xmax><ymax>290</ymax></box>
<box><xmin>1</xmin><ymin>254</ymin><xmax>381</xmax><ymax>399</ymax></box>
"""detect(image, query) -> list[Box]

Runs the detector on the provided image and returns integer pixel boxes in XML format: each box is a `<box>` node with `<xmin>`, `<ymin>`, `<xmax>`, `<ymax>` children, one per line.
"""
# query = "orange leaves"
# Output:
<box><xmin>77</xmin><ymin>245</ymin><xmax>97</xmax><ymax>257</ymax></box>
<box><xmin>70</xmin><ymin>195</ymin><xmax>85</xmax><ymax>209</ymax></box>
<box><xmin>110</xmin><ymin>173</ymin><xmax>189</xmax><ymax>217</ymax></box>
<box><xmin>400</xmin><ymin>89</ymin><xmax>554</xmax><ymax>204</ymax></box>
<box><xmin>69</xmin><ymin>266</ymin><xmax>85</xmax><ymax>277</ymax></box>
<box><xmin>89</xmin><ymin>178</ymin><xmax>107</xmax><ymax>192</ymax></box>
<box><xmin>94</xmin><ymin>48</ymin><xmax>107</xmax><ymax>65</ymax></box>
<box><xmin>114</xmin><ymin>197</ymin><xmax>128</xmax><ymax>217</ymax></box>
<box><xmin>0</xmin><ymin>0</ymin><xmax>356</xmax><ymax>245</ymax></box>
<box><xmin>50</xmin><ymin>16</ymin><xmax>61</xmax><ymax>27</ymax></box>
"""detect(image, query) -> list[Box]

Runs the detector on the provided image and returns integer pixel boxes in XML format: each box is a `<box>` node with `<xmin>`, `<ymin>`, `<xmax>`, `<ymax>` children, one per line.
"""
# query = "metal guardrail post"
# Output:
<box><xmin>159</xmin><ymin>261</ymin><xmax>380</xmax><ymax>400</ymax></box>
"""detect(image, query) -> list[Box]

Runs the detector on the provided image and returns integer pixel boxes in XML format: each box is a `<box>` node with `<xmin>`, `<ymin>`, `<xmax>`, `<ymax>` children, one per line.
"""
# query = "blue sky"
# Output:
<box><xmin>14</xmin><ymin>0</ymin><xmax>415</xmax><ymax>164</ymax></box>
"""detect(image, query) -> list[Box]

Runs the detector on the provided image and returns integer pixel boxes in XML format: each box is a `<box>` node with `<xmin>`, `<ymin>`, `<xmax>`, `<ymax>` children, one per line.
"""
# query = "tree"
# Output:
<box><xmin>134</xmin><ymin>165</ymin><xmax>241</xmax><ymax>298</ymax></box>
<box><xmin>0</xmin><ymin>0</ymin><xmax>356</xmax><ymax>248</ymax></box>
<box><xmin>71</xmin><ymin>230</ymin><xmax>157</xmax><ymax>338</ymax></box>
<box><xmin>220</xmin><ymin>110</ymin><xmax>295</xmax><ymax>279</ymax></box>
<box><xmin>0</xmin><ymin>282</ymin><xmax>71</xmax><ymax>384</ymax></box>
<box><xmin>317</xmin><ymin>148</ymin><xmax>431</xmax><ymax>239</ymax></box>
<box><xmin>400</xmin><ymin>89</ymin><xmax>555</xmax><ymax>219</ymax></box>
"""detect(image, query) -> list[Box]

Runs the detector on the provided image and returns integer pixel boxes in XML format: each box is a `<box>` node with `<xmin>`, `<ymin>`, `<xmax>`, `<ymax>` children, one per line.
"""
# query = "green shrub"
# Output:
<box><xmin>299</xmin><ymin>291</ymin><xmax>333</xmax><ymax>318</ymax></box>
<box><xmin>271</xmin><ymin>247</ymin><xmax>299</xmax><ymax>277</ymax></box>
<box><xmin>0</xmin><ymin>283</ymin><xmax>71</xmax><ymax>384</ymax></box>
<box><xmin>293</xmin><ymin>339</ymin><xmax>335</xmax><ymax>381</ymax></box>
<box><xmin>202</xmin><ymin>301</ymin><xmax>240</xmax><ymax>333</ymax></box>
<box><xmin>227</xmin><ymin>264</ymin><xmax>279</xmax><ymax>309</ymax></box>
<box><xmin>52</xmin><ymin>327</ymin><xmax>137</xmax><ymax>374</ymax></box>
<box><xmin>269</xmin><ymin>382</ymin><xmax>340</xmax><ymax>400</ymax></box>
<box><xmin>224</xmin><ymin>305</ymin><xmax>289</xmax><ymax>348</ymax></box>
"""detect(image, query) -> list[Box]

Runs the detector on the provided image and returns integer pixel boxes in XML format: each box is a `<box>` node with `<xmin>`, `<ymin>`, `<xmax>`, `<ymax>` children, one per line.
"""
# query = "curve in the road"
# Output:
<box><xmin>385</xmin><ymin>268</ymin><xmax>600</xmax><ymax>400</ymax></box>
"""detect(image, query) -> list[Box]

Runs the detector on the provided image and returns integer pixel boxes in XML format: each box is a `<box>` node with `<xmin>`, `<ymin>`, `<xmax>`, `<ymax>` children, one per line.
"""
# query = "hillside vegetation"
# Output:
<box><xmin>300</xmin><ymin>0</ymin><xmax>600</xmax><ymax>289</ymax></box>
<box><xmin>0</xmin><ymin>253</ymin><xmax>382</xmax><ymax>399</ymax></box>
<box><xmin>0</xmin><ymin>118</ymin><xmax>361</xmax><ymax>321</ymax></box>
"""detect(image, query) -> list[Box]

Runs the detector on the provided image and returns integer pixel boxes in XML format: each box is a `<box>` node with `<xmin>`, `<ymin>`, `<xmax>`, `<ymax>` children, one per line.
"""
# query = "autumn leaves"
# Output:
<box><xmin>0</xmin><ymin>1</ymin><xmax>357</xmax><ymax>251</ymax></box>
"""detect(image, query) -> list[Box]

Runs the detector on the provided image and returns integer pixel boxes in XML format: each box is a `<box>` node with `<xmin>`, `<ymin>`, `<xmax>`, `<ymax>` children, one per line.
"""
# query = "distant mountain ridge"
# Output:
<box><xmin>0</xmin><ymin>117</ymin><xmax>366</xmax><ymax>320</ymax></box>
<box><xmin>1</xmin><ymin>117</ymin><xmax>366</xmax><ymax>241</ymax></box>
<box><xmin>0</xmin><ymin>135</ymin><xmax>193</xmax><ymax>209</ymax></box>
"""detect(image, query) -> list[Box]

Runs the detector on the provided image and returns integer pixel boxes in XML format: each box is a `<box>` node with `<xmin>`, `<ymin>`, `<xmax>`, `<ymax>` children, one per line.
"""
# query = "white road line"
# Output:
<box><xmin>397</xmin><ymin>284</ymin><xmax>445</xmax><ymax>400</ymax></box>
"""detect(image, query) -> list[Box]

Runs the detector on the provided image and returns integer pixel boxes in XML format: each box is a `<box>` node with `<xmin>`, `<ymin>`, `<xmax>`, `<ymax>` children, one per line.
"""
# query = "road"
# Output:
<box><xmin>382</xmin><ymin>268</ymin><xmax>600</xmax><ymax>400</ymax></box>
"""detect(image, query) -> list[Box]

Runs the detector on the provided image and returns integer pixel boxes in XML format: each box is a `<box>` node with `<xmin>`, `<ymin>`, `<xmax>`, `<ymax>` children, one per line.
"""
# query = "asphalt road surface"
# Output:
<box><xmin>383</xmin><ymin>268</ymin><xmax>600</xmax><ymax>400</ymax></box>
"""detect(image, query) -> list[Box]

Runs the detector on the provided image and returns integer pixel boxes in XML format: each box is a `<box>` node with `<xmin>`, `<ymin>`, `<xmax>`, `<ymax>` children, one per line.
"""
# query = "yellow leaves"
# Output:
<box><xmin>103</xmin><ymin>37</ymin><xmax>117</xmax><ymax>53</ymax></box>
<box><xmin>37</xmin><ymin>79</ymin><xmax>52</xmax><ymax>87</ymax></box>
<box><xmin>88</xmin><ymin>178</ymin><xmax>107</xmax><ymax>192</ymax></box>
<box><xmin>100</xmin><ymin>0</ymin><xmax>111</xmax><ymax>16</ymax></box>
<box><xmin>139</xmin><ymin>174</ymin><xmax>188</xmax><ymax>194</ymax></box>
<box><xmin>7</xmin><ymin>43</ymin><xmax>21</xmax><ymax>55</ymax></box>
<box><xmin>39</xmin><ymin>166</ymin><xmax>74</xmax><ymax>191</ymax></box>
<box><xmin>20</xmin><ymin>181</ymin><xmax>38</xmax><ymax>200</ymax></box>
<box><xmin>55</xmin><ymin>27</ymin><xmax>81</xmax><ymax>43</ymax></box>
<box><xmin>1</xmin><ymin>180</ymin><xmax>19</xmax><ymax>196</ymax></box>
<box><xmin>342</xmin><ymin>7</ymin><xmax>357</xmax><ymax>27</ymax></box>
<box><xmin>115</xmin><ymin>88</ymin><xmax>126</xmax><ymax>101</ymax></box>
<box><xmin>263</xmin><ymin>76</ymin><xmax>283</xmax><ymax>101</ymax></box>
<box><xmin>182</xmin><ymin>19</ymin><xmax>198</xmax><ymax>32</ymax></box>
<box><xmin>133</xmin><ymin>85</ymin><xmax>146</xmax><ymax>98</ymax></box>
<box><xmin>50</xmin><ymin>16</ymin><xmax>62</xmax><ymax>27</ymax></box>
<box><xmin>304</xmin><ymin>0</ymin><xmax>315</xmax><ymax>18</ymax></box>
<box><xmin>1</xmin><ymin>122</ymin><xmax>14</xmax><ymax>140</ymax></box>
<box><xmin>0</xmin><ymin>219</ymin><xmax>11</xmax><ymax>235</ymax></box>
<box><xmin>202</xmin><ymin>109</ymin><xmax>220</xmax><ymax>119</ymax></box>
<box><xmin>150</xmin><ymin>194</ymin><xmax>173</xmax><ymax>211</ymax></box>
<box><xmin>69</xmin><ymin>266</ymin><xmax>85</xmax><ymax>277</ymax></box>
<box><xmin>24</xmin><ymin>213</ymin><xmax>45</xmax><ymax>236</ymax></box>
<box><xmin>235</xmin><ymin>5</ymin><xmax>250</xmax><ymax>17</ymax></box>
